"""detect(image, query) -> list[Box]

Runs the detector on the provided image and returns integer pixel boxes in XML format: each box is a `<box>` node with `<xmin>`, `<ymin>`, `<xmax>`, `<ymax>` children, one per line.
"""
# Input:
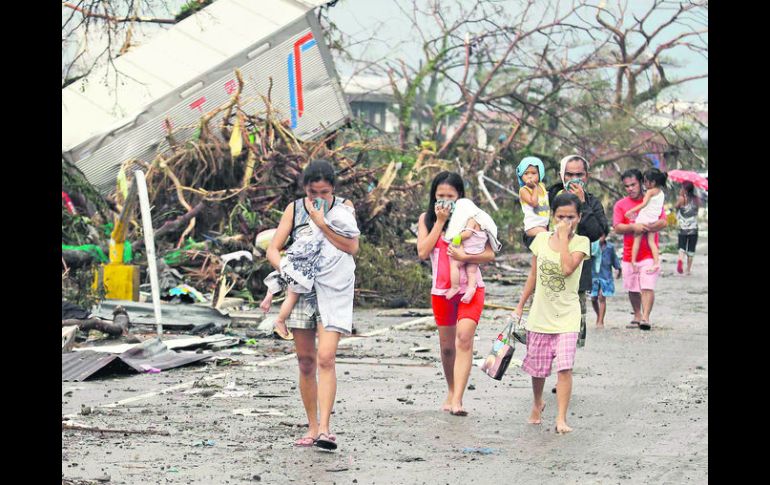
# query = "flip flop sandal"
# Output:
<box><xmin>294</xmin><ymin>436</ymin><xmax>315</xmax><ymax>447</ymax></box>
<box><xmin>626</xmin><ymin>320</ymin><xmax>640</xmax><ymax>329</ymax></box>
<box><xmin>314</xmin><ymin>432</ymin><xmax>338</xmax><ymax>450</ymax></box>
<box><xmin>639</xmin><ymin>321</ymin><xmax>651</xmax><ymax>331</ymax></box>
<box><xmin>450</xmin><ymin>409</ymin><xmax>468</xmax><ymax>417</ymax></box>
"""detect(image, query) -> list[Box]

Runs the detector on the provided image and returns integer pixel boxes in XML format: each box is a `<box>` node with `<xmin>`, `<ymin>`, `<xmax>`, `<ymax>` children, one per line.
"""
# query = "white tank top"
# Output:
<box><xmin>636</xmin><ymin>190</ymin><xmax>664</xmax><ymax>223</ymax></box>
<box><xmin>521</xmin><ymin>182</ymin><xmax>550</xmax><ymax>231</ymax></box>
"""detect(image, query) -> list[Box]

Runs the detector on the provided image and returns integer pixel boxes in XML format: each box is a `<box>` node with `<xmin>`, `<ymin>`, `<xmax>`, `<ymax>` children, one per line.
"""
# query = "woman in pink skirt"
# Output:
<box><xmin>514</xmin><ymin>193</ymin><xmax>590</xmax><ymax>434</ymax></box>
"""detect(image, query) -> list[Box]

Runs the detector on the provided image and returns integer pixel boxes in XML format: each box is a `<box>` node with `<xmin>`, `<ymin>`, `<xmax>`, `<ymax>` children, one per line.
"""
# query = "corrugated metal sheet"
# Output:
<box><xmin>63</xmin><ymin>338</ymin><xmax>214</xmax><ymax>381</ymax></box>
<box><xmin>73</xmin><ymin>334</ymin><xmax>239</xmax><ymax>354</ymax></box>
<box><xmin>62</xmin><ymin>351</ymin><xmax>132</xmax><ymax>382</ymax></box>
<box><xmin>62</xmin><ymin>0</ymin><xmax>350</xmax><ymax>194</ymax></box>
<box><xmin>119</xmin><ymin>338</ymin><xmax>213</xmax><ymax>372</ymax></box>
<box><xmin>91</xmin><ymin>300</ymin><xmax>231</xmax><ymax>329</ymax></box>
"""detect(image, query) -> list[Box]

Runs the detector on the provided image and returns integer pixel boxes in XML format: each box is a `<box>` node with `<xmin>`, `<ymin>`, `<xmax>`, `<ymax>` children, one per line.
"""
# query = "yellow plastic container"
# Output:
<box><xmin>93</xmin><ymin>263</ymin><xmax>140</xmax><ymax>301</ymax></box>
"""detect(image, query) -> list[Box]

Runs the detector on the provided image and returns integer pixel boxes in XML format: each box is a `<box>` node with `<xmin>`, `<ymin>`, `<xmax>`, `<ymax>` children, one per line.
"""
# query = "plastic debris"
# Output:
<box><xmin>462</xmin><ymin>447</ymin><xmax>497</xmax><ymax>455</ymax></box>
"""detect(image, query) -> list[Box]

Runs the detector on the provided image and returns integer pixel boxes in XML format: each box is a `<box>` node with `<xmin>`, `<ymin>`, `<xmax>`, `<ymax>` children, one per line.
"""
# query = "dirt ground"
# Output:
<box><xmin>62</xmin><ymin>235</ymin><xmax>708</xmax><ymax>484</ymax></box>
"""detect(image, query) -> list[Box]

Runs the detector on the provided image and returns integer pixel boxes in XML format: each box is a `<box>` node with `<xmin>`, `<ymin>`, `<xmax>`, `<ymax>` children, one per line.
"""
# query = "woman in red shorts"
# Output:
<box><xmin>416</xmin><ymin>172</ymin><xmax>496</xmax><ymax>416</ymax></box>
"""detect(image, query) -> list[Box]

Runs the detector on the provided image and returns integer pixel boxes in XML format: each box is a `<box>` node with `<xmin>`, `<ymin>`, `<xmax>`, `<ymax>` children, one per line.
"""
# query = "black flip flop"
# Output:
<box><xmin>450</xmin><ymin>409</ymin><xmax>468</xmax><ymax>417</ymax></box>
<box><xmin>639</xmin><ymin>321</ymin><xmax>651</xmax><ymax>331</ymax></box>
<box><xmin>314</xmin><ymin>432</ymin><xmax>338</xmax><ymax>450</ymax></box>
<box><xmin>626</xmin><ymin>320</ymin><xmax>640</xmax><ymax>329</ymax></box>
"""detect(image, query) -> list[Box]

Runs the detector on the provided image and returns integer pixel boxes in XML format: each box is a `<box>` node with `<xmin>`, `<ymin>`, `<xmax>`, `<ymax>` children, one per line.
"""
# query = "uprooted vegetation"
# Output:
<box><xmin>62</xmin><ymin>74</ymin><xmax>467</xmax><ymax>308</ymax></box>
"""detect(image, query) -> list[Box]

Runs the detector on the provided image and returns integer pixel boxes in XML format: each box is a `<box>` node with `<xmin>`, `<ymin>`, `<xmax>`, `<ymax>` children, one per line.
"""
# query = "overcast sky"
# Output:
<box><xmin>63</xmin><ymin>0</ymin><xmax>706</xmax><ymax>103</ymax></box>
<box><xmin>326</xmin><ymin>0</ymin><xmax>707</xmax><ymax>103</ymax></box>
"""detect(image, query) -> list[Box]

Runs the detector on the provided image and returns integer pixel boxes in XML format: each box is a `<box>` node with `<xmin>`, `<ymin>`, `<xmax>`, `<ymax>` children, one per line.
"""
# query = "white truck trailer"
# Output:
<box><xmin>62</xmin><ymin>0</ymin><xmax>350</xmax><ymax>194</ymax></box>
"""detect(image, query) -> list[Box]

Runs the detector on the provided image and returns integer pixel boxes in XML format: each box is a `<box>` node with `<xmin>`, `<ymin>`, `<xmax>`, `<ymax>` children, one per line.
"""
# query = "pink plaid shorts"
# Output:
<box><xmin>522</xmin><ymin>331</ymin><xmax>579</xmax><ymax>378</ymax></box>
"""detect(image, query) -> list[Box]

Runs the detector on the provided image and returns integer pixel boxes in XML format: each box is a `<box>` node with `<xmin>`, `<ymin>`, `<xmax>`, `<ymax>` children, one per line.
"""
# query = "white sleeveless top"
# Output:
<box><xmin>521</xmin><ymin>182</ymin><xmax>550</xmax><ymax>231</ymax></box>
<box><xmin>636</xmin><ymin>190</ymin><xmax>664</xmax><ymax>224</ymax></box>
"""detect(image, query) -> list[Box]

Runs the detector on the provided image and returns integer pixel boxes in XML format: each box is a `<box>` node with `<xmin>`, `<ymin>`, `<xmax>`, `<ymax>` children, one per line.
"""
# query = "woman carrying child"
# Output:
<box><xmin>265</xmin><ymin>160</ymin><xmax>359</xmax><ymax>451</ymax></box>
<box><xmin>514</xmin><ymin>193</ymin><xmax>591</xmax><ymax>434</ymax></box>
<box><xmin>416</xmin><ymin>172</ymin><xmax>497</xmax><ymax>416</ymax></box>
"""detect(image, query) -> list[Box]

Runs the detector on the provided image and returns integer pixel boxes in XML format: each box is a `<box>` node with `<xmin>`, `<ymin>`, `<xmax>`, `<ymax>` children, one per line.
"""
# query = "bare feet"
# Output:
<box><xmin>460</xmin><ymin>286</ymin><xmax>476</xmax><ymax>304</ymax></box>
<box><xmin>555</xmin><ymin>420</ymin><xmax>573</xmax><ymax>434</ymax></box>
<box><xmin>441</xmin><ymin>393</ymin><xmax>453</xmax><ymax>412</ymax></box>
<box><xmin>595</xmin><ymin>321</ymin><xmax>604</xmax><ymax>328</ymax></box>
<box><xmin>646</xmin><ymin>263</ymin><xmax>660</xmax><ymax>274</ymax></box>
<box><xmin>274</xmin><ymin>318</ymin><xmax>290</xmax><ymax>338</ymax></box>
<box><xmin>528</xmin><ymin>401</ymin><xmax>546</xmax><ymax>424</ymax></box>
<box><xmin>260</xmin><ymin>293</ymin><xmax>273</xmax><ymax>313</ymax></box>
<box><xmin>449</xmin><ymin>399</ymin><xmax>467</xmax><ymax>416</ymax></box>
<box><xmin>450</xmin><ymin>406</ymin><xmax>468</xmax><ymax>416</ymax></box>
<box><xmin>445</xmin><ymin>287</ymin><xmax>460</xmax><ymax>300</ymax></box>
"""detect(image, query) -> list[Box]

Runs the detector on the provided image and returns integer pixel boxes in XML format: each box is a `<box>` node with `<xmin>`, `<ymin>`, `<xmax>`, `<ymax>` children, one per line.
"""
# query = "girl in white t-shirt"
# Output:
<box><xmin>624</xmin><ymin>168</ymin><xmax>668</xmax><ymax>274</ymax></box>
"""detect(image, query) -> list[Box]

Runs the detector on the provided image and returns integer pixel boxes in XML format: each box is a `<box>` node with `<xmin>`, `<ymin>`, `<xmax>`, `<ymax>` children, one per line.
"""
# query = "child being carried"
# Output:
<box><xmin>516</xmin><ymin>156</ymin><xmax>550</xmax><ymax>246</ymax></box>
<box><xmin>624</xmin><ymin>168</ymin><xmax>667</xmax><ymax>274</ymax></box>
<box><xmin>443</xmin><ymin>198</ymin><xmax>502</xmax><ymax>303</ymax></box>
<box><xmin>260</xmin><ymin>198</ymin><xmax>359</xmax><ymax>338</ymax></box>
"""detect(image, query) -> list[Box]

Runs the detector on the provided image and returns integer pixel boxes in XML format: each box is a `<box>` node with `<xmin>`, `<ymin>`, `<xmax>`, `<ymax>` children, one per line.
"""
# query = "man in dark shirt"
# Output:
<box><xmin>548</xmin><ymin>154</ymin><xmax>609</xmax><ymax>350</ymax></box>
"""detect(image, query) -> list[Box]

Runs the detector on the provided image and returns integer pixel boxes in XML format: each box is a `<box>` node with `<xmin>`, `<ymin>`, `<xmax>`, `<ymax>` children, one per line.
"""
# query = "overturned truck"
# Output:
<box><xmin>62</xmin><ymin>0</ymin><xmax>351</xmax><ymax>194</ymax></box>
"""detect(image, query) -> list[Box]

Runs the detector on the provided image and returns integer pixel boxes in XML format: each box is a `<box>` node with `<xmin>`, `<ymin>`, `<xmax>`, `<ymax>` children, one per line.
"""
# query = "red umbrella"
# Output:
<box><xmin>667</xmin><ymin>170</ymin><xmax>708</xmax><ymax>191</ymax></box>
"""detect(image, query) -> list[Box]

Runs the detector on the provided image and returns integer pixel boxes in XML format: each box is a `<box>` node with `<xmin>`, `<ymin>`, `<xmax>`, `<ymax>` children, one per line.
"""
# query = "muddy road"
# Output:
<box><xmin>63</xmin><ymin>237</ymin><xmax>707</xmax><ymax>484</ymax></box>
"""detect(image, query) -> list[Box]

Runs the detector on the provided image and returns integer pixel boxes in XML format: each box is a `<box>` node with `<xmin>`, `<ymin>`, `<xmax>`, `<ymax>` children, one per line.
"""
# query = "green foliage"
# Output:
<box><xmin>61</xmin><ymin>159</ymin><xmax>112</xmax><ymax>218</ymax></box>
<box><xmin>354</xmin><ymin>239</ymin><xmax>431</xmax><ymax>308</ymax></box>
<box><xmin>227</xmin><ymin>200</ymin><xmax>263</xmax><ymax>236</ymax></box>
<box><xmin>491</xmin><ymin>203</ymin><xmax>527</xmax><ymax>252</ymax></box>
<box><xmin>62</xmin><ymin>208</ymin><xmax>92</xmax><ymax>246</ymax></box>
<box><xmin>431</xmin><ymin>103</ymin><xmax>460</xmax><ymax>123</ymax></box>
<box><xmin>659</xmin><ymin>242</ymin><xmax>679</xmax><ymax>255</ymax></box>
<box><xmin>175</xmin><ymin>0</ymin><xmax>214</xmax><ymax>21</ymax></box>
<box><xmin>62</xmin><ymin>263</ymin><xmax>105</xmax><ymax>310</ymax></box>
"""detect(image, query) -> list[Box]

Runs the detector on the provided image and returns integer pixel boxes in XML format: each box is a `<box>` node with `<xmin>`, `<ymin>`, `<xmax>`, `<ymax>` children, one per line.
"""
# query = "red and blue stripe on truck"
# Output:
<box><xmin>287</xmin><ymin>33</ymin><xmax>317</xmax><ymax>129</ymax></box>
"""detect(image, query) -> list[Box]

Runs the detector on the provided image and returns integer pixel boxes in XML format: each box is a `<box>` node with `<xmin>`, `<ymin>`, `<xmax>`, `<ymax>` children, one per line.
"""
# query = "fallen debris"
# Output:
<box><xmin>62</xmin><ymin>326</ymin><xmax>78</xmax><ymax>353</ymax></box>
<box><xmin>62</xmin><ymin>337</ymin><xmax>216</xmax><ymax>381</ymax></box>
<box><xmin>91</xmin><ymin>300</ymin><xmax>231</xmax><ymax>331</ymax></box>
<box><xmin>376</xmin><ymin>308</ymin><xmax>433</xmax><ymax>317</ymax></box>
<box><xmin>483</xmin><ymin>302</ymin><xmax>518</xmax><ymax>312</ymax></box>
<box><xmin>396</xmin><ymin>456</ymin><xmax>425</xmax><ymax>463</ymax></box>
<box><xmin>193</xmin><ymin>439</ymin><xmax>216</xmax><ymax>447</ymax></box>
<box><xmin>461</xmin><ymin>447</ymin><xmax>498</xmax><ymax>455</ymax></box>
<box><xmin>61</xmin><ymin>318</ymin><xmax>126</xmax><ymax>337</ymax></box>
<box><xmin>74</xmin><ymin>334</ymin><xmax>238</xmax><ymax>353</ymax></box>
<box><xmin>232</xmin><ymin>408</ymin><xmax>286</xmax><ymax>417</ymax></box>
<box><xmin>335</xmin><ymin>359</ymin><xmax>432</xmax><ymax>367</ymax></box>
<box><xmin>62</xmin><ymin>422</ymin><xmax>170</xmax><ymax>436</ymax></box>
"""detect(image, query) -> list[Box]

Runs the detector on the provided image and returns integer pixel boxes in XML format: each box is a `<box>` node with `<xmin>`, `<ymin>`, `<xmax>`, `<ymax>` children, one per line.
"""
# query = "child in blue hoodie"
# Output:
<box><xmin>589</xmin><ymin>232</ymin><xmax>622</xmax><ymax>327</ymax></box>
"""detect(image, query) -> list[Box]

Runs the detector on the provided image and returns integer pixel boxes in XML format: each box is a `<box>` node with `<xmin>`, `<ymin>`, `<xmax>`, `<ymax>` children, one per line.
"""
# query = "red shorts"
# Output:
<box><xmin>431</xmin><ymin>287</ymin><xmax>485</xmax><ymax>326</ymax></box>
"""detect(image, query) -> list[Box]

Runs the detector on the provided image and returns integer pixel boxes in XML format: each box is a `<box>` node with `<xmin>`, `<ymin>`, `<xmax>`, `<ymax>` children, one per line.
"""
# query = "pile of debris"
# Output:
<box><xmin>62</xmin><ymin>77</ymin><xmax>454</xmax><ymax>308</ymax></box>
<box><xmin>61</xmin><ymin>299</ymin><xmax>253</xmax><ymax>381</ymax></box>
